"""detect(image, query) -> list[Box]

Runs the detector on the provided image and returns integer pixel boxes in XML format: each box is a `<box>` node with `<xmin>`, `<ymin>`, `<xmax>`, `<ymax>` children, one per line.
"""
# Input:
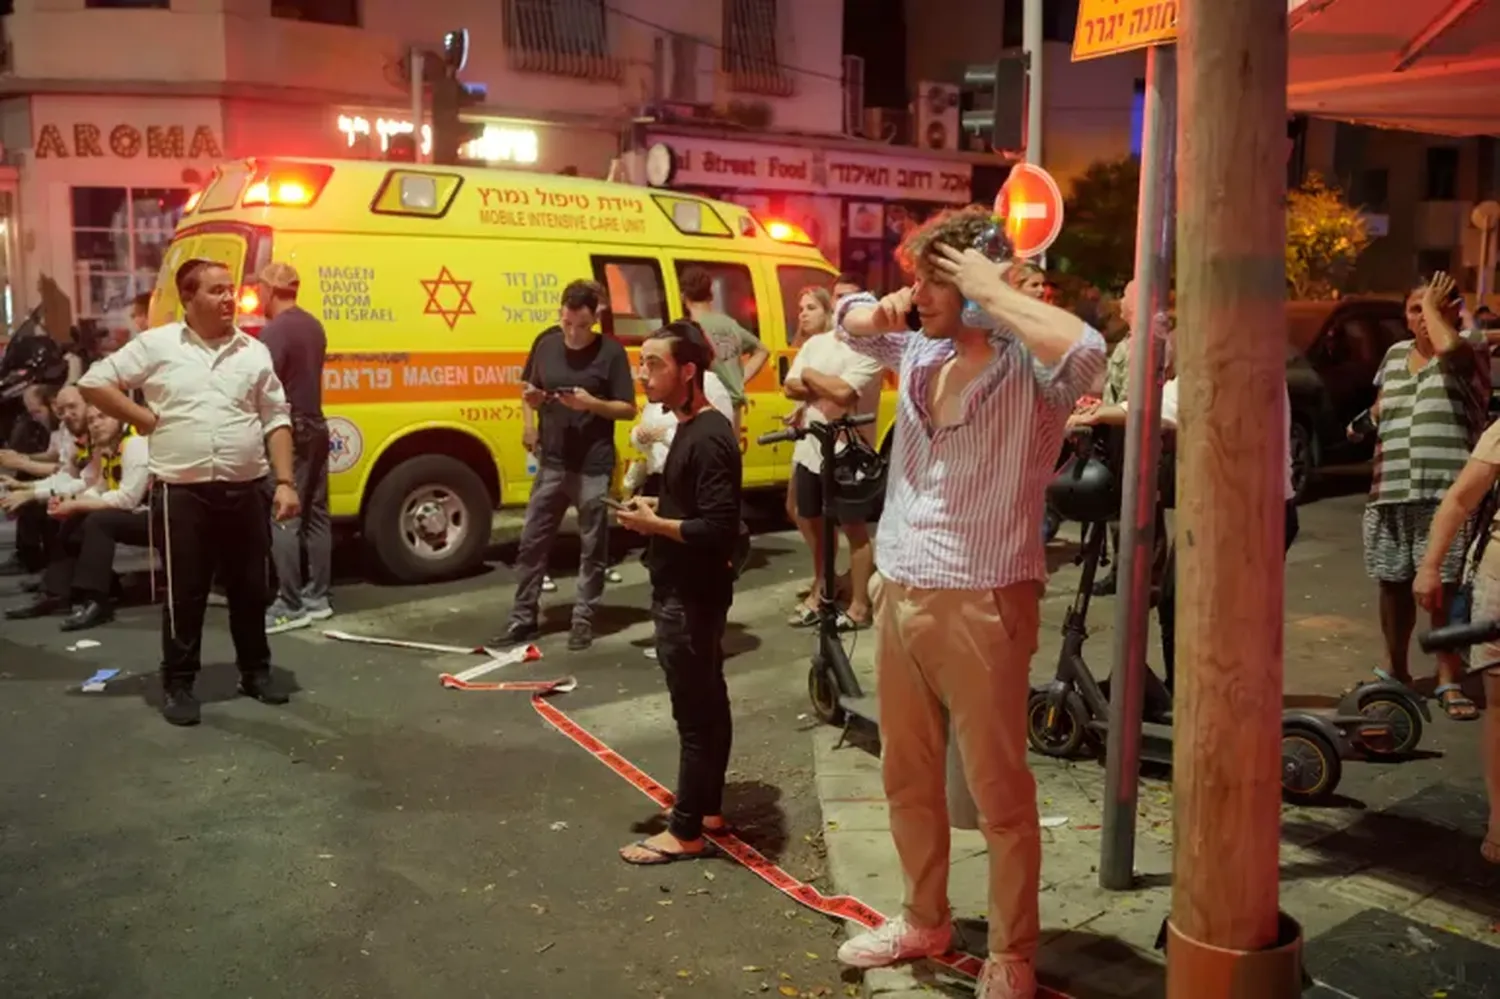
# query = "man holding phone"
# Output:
<box><xmin>505</xmin><ymin>280</ymin><xmax>637</xmax><ymax>652</ymax></box>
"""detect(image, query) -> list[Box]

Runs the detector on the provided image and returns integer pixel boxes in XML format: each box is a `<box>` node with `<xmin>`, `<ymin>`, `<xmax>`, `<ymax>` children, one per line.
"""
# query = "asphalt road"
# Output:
<box><xmin>0</xmin><ymin>527</ymin><xmax>858</xmax><ymax>999</ymax></box>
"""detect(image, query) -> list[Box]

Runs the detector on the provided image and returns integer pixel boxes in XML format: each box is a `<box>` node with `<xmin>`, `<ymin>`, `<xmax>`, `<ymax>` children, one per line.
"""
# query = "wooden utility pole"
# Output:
<box><xmin>1167</xmin><ymin>0</ymin><xmax>1301</xmax><ymax>994</ymax></box>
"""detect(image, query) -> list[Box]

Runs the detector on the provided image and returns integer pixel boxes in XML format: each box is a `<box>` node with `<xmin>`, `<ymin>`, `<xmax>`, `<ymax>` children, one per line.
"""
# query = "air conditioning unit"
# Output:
<box><xmin>843</xmin><ymin>55</ymin><xmax>866</xmax><ymax>138</ymax></box>
<box><xmin>654</xmin><ymin>33</ymin><xmax>713</xmax><ymax>104</ymax></box>
<box><xmin>863</xmin><ymin>108</ymin><xmax>908</xmax><ymax>145</ymax></box>
<box><xmin>914</xmin><ymin>81</ymin><xmax>959</xmax><ymax>152</ymax></box>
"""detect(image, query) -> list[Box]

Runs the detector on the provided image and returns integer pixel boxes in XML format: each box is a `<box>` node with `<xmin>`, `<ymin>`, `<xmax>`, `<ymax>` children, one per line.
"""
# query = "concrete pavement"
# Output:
<box><xmin>816</xmin><ymin>492</ymin><xmax>1500</xmax><ymax>999</ymax></box>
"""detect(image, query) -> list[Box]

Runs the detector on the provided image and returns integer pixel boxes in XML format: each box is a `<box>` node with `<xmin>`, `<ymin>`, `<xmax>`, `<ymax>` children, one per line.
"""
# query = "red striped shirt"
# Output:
<box><xmin>837</xmin><ymin>293</ymin><xmax>1107</xmax><ymax>590</ymax></box>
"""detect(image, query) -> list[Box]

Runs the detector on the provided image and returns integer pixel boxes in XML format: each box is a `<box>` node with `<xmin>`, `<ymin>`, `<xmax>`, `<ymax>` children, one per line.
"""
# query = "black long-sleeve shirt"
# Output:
<box><xmin>646</xmin><ymin>408</ymin><xmax>743</xmax><ymax>598</ymax></box>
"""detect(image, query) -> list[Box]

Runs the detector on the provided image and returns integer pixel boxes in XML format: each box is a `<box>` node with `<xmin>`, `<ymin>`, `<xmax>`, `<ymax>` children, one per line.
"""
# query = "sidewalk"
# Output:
<box><xmin>814</xmin><ymin>493</ymin><xmax>1500</xmax><ymax>999</ymax></box>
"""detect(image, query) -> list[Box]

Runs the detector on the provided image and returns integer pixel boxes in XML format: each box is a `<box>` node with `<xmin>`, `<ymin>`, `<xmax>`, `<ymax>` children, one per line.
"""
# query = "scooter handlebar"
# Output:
<box><xmin>756</xmin><ymin>413</ymin><xmax>875</xmax><ymax>446</ymax></box>
<box><xmin>1418</xmin><ymin>618</ymin><xmax>1500</xmax><ymax>654</ymax></box>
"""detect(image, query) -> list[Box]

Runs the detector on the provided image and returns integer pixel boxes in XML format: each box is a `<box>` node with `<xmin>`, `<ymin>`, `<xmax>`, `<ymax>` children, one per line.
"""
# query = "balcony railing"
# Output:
<box><xmin>722</xmin><ymin>0</ymin><xmax>794</xmax><ymax>98</ymax></box>
<box><xmin>504</xmin><ymin>0</ymin><xmax>623</xmax><ymax>82</ymax></box>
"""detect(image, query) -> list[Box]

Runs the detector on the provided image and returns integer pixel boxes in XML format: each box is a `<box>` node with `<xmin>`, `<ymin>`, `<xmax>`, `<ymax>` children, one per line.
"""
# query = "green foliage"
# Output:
<box><xmin>1285</xmin><ymin>173</ymin><xmax>1371</xmax><ymax>300</ymax></box>
<box><xmin>1050</xmin><ymin>157</ymin><xmax>1140</xmax><ymax>293</ymax></box>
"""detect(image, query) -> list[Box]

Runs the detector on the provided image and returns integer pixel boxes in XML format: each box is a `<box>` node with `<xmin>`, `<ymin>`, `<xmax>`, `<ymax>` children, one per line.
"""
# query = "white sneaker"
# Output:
<box><xmin>541</xmin><ymin>575</ymin><xmax>557</xmax><ymax>593</ymax></box>
<box><xmin>605</xmin><ymin>568</ymin><xmax>624</xmax><ymax>584</ymax></box>
<box><xmin>976</xmin><ymin>958</ymin><xmax>1037</xmax><ymax>999</ymax></box>
<box><xmin>836</xmin><ymin>917</ymin><xmax>952</xmax><ymax>969</ymax></box>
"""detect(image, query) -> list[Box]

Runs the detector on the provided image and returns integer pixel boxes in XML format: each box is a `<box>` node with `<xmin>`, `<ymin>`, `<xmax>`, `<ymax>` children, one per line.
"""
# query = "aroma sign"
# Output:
<box><xmin>34</xmin><ymin>123</ymin><xmax>223</xmax><ymax>160</ymax></box>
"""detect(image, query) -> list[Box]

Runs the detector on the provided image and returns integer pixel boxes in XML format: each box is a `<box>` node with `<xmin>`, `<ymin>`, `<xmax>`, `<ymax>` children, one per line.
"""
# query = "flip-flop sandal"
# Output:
<box><xmin>620</xmin><ymin>840</ymin><xmax>712</xmax><ymax>866</ymax></box>
<box><xmin>1482</xmin><ymin>838</ymin><xmax>1500</xmax><ymax>865</ymax></box>
<box><xmin>1434</xmin><ymin>684</ymin><xmax>1480</xmax><ymax>722</ymax></box>
<box><xmin>788</xmin><ymin>606</ymin><xmax>820</xmax><ymax>627</ymax></box>
<box><xmin>835</xmin><ymin>612</ymin><xmax>871</xmax><ymax>633</ymax></box>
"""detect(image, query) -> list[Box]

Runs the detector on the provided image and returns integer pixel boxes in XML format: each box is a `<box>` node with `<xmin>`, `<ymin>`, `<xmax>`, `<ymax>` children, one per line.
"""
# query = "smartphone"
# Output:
<box><xmin>551</xmin><ymin>385</ymin><xmax>578</xmax><ymax>396</ymax></box>
<box><xmin>601</xmin><ymin>496</ymin><xmax>630</xmax><ymax>512</ymax></box>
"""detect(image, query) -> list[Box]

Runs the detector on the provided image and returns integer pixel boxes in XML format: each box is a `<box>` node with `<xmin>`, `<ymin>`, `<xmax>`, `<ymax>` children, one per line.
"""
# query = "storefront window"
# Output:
<box><xmin>71</xmin><ymin>186</ymin><xmax>190</xmax><ymax>319</ymax></box>
<box><xmin>776</xmin><ymin>265</ymin><xmax>834</xmax><ymax>346</ymax></box>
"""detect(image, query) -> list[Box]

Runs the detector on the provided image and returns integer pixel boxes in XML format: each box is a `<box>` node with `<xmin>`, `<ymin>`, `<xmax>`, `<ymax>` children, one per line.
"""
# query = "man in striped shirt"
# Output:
<box><xmin>831</xmin><ymin>206</ymin><xmax>1106</xmax><ymax>999</ymax></box>
<box><xmin>1358</xmin><ymin>272</ymin><xmax>1490</xmax><ymax>721</ymax></box>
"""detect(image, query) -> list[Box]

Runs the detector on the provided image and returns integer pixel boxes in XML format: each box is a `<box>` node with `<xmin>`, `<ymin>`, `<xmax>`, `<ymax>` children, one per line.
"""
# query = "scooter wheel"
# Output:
<box><xmin>1027</xmin><ymin>689</ymin><xmax>1088</xmax><ymax>758</ymax></box>
<box><xmin>1281</xmin><ymin>728</ymin><xmax>1341</xmax><ymax>806</ymax></box>
<box><xmin>1354</xmin><ymin>692</ymin><xmax>1423</xmax><ymax>757</ymax></box>
<box><xmin>808</xmin><ymin>662</ymin><xmax>845</xmax><ymax>726</ymax></box>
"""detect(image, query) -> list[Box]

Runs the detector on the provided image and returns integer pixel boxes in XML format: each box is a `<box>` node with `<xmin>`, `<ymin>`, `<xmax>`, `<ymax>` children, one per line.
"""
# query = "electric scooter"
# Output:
<box><xmin>1420</xmin><ymin>617</ymin><xmax>1500</xmax><ymax>673</ymax></box>
<box><xmin>1028</xmin><ymin>429</ymin><xmax>1430</xmax><ymax>805</ymax></box>
<box><xmin>758</xmin><ymin>413</ymin><xmax>880</xmax><ymax>731</ymax></box>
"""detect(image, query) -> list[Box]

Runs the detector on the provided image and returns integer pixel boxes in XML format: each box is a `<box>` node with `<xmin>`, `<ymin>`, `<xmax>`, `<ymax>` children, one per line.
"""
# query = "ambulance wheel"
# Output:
<box><xmin>1280</xmin><ymin>728</ymin><xmax>1341</xmax><ymax>806</ymax></box>
<box><xmin>365</xmin><ymin>455</ymin><xmax>491</xmax><ymax>584</ymax></box>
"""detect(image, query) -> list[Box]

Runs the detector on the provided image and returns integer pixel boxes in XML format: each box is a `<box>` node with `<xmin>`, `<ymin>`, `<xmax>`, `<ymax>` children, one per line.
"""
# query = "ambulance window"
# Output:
<box><xmin>674</xmin><ymin>261</ymin><xmax>759</xmax><ymax>337</ymax></box>
<box><xmin>776</xmin><ymin>266</ymin><xmax>835</xmax><ymax>346</ymax></box>
<box><xmin>591</xmin><ymin>256</ymin><xmax>667</xmax><ymax>346</ymax></box>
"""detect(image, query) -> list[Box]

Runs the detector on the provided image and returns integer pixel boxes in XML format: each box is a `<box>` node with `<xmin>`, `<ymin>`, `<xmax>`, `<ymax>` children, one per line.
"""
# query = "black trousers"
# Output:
<box><xmin>13</xmin><ymin>502</ymin><xmax>56</xmax><ymax>572</ymax></box>
<box><xmin>42</xmin><ymin>509</ymin><xmax>149</xmax><ymax>600</ymax></box>
<box><xmin>1159</xmin><ymin>499</ymin><xmax>1298</xmax><ymax>691</ymax></box>
<box><xmin>652</xmin><ymin>586</ymin><xmax>733</xmax><ymax>841</ymax></box>
<box><xmin>156</xmin><ymin>481</ymin><xmax>271</xmax><ymax>687</ymax></box>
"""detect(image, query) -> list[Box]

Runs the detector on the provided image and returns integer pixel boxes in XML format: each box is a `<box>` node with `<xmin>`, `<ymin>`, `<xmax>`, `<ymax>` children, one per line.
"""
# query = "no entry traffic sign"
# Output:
<box><xmin>996</xmin><ymin>163</ymin><xmax>1065</xmax><ymax>260</ymax></box>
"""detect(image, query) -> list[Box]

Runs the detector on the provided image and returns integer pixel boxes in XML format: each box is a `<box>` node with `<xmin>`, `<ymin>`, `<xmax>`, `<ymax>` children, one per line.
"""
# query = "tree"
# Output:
<box><xmin>1049</xmin><ymin>157</ymin><xmax>1140</xmax><ymax>292</ymax></box>
<box><xmin>1285</xmin><ymin>173</ymin><xmax>1370</xmax><ymax>300</ymax></box>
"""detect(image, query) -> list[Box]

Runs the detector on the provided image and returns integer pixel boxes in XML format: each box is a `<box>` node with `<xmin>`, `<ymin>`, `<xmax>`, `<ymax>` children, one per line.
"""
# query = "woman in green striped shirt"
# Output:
<box><xmin>1358</xmin><ymin>272</ymin><xmax>1490</xmax><ymax>722</ymax></box>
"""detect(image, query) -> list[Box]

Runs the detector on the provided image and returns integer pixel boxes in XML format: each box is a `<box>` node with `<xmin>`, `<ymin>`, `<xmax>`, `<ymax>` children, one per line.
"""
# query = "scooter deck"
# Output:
<box><xmin>841</xmin><ymin>693</ymin><xmax>880</xmax><ymax>726</ymax></box>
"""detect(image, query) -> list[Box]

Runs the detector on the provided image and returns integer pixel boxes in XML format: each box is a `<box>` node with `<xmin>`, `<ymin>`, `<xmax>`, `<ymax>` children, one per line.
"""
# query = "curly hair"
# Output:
<box><xmin>896</xmin><ymin>205</ymin><xmax>996</xmax><ymax>277</ymax></box>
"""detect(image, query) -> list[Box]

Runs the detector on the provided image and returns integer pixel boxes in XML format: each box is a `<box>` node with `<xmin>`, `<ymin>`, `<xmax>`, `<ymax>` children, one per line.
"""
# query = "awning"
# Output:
<box><xmin>1289</xmin><ymin>0</ymin><xmax>1500</xmax><ymax>136</ymax></box>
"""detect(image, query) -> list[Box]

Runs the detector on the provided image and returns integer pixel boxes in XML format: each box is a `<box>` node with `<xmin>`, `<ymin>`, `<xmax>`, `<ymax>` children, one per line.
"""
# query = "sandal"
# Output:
<box><xmin>788</xmin><ymin>605</ymin><xmax>820</xmax><ymax>627</ymax></box>
<box><xmin>620</xmin><ymin>839</ymin><xmax>711</xmax><ymax>866</ymax></box>
<box><xmin>836</xmin><ymin>611</ymin><xmax>871</xmax><ymax>633</ymax></box>
<box><xmin>1434</xmin><ymin>684</ymin><xmax>1480</xmax><ymax>722</ymax></box>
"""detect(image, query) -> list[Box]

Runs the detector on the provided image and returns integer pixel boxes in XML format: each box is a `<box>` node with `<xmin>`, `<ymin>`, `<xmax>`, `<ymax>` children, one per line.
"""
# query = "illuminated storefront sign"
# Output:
<box><xmin>336</xmin><ymin>115</ymin><xmax>539</xmax><ymax>165</ymax></box>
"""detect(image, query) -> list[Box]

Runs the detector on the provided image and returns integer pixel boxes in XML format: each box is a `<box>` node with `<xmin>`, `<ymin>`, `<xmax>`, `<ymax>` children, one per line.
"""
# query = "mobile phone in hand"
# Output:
<box><xmin>601</xmin><ymin>496</ymin><xmax>631</xmax><ymax>512</ymax></box>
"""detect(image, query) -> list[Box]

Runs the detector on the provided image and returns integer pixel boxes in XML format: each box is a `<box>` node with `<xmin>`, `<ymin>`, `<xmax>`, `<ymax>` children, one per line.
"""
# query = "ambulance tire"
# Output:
<box><xmin>365</xmin><ymin>455</ymin><xmax>491</xmax><ymax>584</ymax></box>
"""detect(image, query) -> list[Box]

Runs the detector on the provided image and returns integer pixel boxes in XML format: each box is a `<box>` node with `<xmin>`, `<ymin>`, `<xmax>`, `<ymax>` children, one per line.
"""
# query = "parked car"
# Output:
<box><xmin>1286</xmin><ymin>297</ymin><xmax>1409</xmax><ymax>500</ymax></box>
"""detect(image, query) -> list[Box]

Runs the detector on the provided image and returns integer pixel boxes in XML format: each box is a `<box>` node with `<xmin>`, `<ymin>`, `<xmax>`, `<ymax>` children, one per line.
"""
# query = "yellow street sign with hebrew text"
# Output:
<box><xmin>1072</xmin><ymin>0</ymin><xmax>1179</xmax><ymax>61</ymax></box>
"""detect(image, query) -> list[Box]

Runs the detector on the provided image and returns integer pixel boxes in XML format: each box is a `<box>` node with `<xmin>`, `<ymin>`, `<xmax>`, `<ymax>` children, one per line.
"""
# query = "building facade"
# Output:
<box><xmin>1</xmin><ymin>0</ymin><xmax>897</xmax><ymax>336</ymax></box>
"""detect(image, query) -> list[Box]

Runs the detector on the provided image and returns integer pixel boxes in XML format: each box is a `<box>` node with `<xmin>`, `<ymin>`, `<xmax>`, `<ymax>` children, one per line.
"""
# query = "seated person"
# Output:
<box><xmin>0</xmin><ymin>384</ymin><xmax>64</xmax><ymax>477</ymax></box>
<box><xmin>1</xmin><ymin>386</ymin><xmax>90</xmax><ymax>577</ymax></box>
<box><xmin>5</xmin><ymin>407</ymin><xmax>150</xmax><ymax>631</ymax></box>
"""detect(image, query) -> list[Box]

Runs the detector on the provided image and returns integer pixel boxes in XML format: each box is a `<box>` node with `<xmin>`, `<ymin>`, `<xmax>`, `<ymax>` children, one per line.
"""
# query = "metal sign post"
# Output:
<box><xmin>1072</xmin><ymin>0</ymin><xmax>1182</xmax><ymax>891</ymax></box>
<box><xmin>1099</xmin><ymin>41</ymin><xmax>1177</xmax><ymax>891</ymax></box>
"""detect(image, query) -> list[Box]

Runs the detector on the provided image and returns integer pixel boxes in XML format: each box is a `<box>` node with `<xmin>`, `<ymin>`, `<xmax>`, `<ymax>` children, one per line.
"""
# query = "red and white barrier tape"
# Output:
<box><xmin>326</xmin><ymin>630</ymin><xmax>1072</xmax><ymax>994</ymax></box>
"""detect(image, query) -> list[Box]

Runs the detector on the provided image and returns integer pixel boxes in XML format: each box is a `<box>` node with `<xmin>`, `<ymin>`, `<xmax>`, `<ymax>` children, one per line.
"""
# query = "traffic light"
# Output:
<box><xmin>961</xmin><ymin>50</ymin><xmax>1027</xmax><ymax>153</ymax></box>
<box><xmin>430</xmin><ymin>70</ymin><xmax>486</xmax><ymax>166</ymax></box>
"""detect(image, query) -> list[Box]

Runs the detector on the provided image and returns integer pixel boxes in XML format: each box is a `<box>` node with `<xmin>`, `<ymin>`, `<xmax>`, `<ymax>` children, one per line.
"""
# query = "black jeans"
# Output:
<box><xmin>13</xmin><ymin>502</ymin><xmax>56</xmax><ymax>572</ymax></box>
<box><xmin>1159</xmin><ymin>499</ymin><xmax>1299</xmax><ymax>691</ymax></box>
<box><xmin>155</xmin><ymin>481</ymin><xmax>272</xmax><ymax>688</ymax></box>
<box><xmin>42</xmin><ymin>508</ymin><xmax>149</xmax><ymax>600</ymax></box>
<box><xmin>652</xmin><ymin>586</ymin><xmax>733</xmax><ymax>841</ymax></box>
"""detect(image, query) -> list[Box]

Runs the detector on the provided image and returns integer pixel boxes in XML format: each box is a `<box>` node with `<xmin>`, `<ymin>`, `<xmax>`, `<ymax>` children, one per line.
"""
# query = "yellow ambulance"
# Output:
<box><xmin>149</xmin><ymin>157</ymin><xmax>894</xmax><ymax>583</ymax></box>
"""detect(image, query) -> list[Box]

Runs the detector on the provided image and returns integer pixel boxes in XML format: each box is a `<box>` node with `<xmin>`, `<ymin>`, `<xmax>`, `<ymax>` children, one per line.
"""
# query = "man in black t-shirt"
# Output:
<box><xmin>614</xmin><ymin>321</ymin><xmax>743</xmax><ymax>865</ymax></box>
<box><xmin>504</xmin><ymin>280</ymin><xmax>637</xmax><ymax>651</ymax></box>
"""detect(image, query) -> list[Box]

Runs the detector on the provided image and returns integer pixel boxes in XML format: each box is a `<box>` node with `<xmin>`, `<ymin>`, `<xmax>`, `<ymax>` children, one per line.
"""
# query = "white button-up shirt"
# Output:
<box><xmin>837</xmin><ymin>293</ymin><xmax>1107</xmax><ymax>590</ymax></box>
<box><xmin>78</xmin><ymin>323</ymin><xmax>292</xmax><ymax>485</ymax></box>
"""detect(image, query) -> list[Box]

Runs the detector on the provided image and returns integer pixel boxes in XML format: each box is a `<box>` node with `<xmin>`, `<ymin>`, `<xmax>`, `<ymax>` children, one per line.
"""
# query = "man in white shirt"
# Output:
<box><xmin>784</xmin><ymin>330</ymin><xmax>883</xmax><ymax>628</ymax></box>
<box><xmin>78</xmin><ymin>258</ymin><xmax>300</xmax><ymax>727</ymax></box>
<box><xmin>1</xmin><ymin>385</ymin><xmax>89</xmax><ymax>578</ymax></box>
<box><xmin>5</xmin><ymin>406</ymin><xmax>151</xmax><ymax>631</ymax></box>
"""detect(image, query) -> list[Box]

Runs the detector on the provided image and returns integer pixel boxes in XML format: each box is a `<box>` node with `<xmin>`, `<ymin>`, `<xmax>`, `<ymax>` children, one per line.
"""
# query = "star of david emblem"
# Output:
<box><xmin>328</xmin><ymin>428</ymin><xmax>349</xmax><ymax>460</ymax></box>
<box><xmin>421</xmin><ymin>266</ymin><xmax>476</xmax><ymax>330</ymax></box>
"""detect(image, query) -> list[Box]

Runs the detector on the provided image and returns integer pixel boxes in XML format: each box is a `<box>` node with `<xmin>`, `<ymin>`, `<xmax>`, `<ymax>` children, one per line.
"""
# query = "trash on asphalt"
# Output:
<box><xmin>68</xmin><ymin>639</ymin><xmax>102</xmax><ymax>653</ymax></box>
<box><xmin>79</xmin><ymin>668</ymin><xmax>119</xmax><ymax>692</ymax></box>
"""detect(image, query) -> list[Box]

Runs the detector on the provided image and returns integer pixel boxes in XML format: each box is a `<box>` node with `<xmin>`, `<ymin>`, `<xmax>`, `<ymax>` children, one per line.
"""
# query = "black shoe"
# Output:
<box><xmin>502</xmin><ymin>622</ymin><xmax>538</xmax><ymax>644</ymax></box>
<box><xmin>60</xmin><ymin>599</ymin><xmax>114</xmax><ymax>633</ymax></box>
<box><xmin>5</xmin><ymin>595</ymin><xmax>62</xmax><ymax>620</ymax></box>
<box><xmin>162</xmin><ymin>687</ymin><xmax>201</xmax><ymax>726</ymax></box>
<box><xmin>20</xmin><ymin>579</ymin><xmax>42</xmax><ymax>594</ymax></box>
<box><xmin>567</xmin><ymin>625</ymin><xmax>593</xmax><ymax>651</ymax></box>
<box><xmin>1092</xmin><ymin>573</ymin><xmax>1117</xmax><ymax>597</ymax></box>
<box><xmin>239</xmin><ymin>669</ymin><xmax>290</xmax><ymax>705</ymax></box>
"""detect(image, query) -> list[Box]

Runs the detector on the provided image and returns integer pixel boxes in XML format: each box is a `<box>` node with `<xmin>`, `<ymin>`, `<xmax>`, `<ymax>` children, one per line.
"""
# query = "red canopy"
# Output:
<box><xmin>1289</xmin><ymin>0</ymin><xmax>1500</xmax><ymax>135</ymax></box>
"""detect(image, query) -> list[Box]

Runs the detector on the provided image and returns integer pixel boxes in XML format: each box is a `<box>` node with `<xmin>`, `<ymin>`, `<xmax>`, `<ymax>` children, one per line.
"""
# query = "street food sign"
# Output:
<box><xmin>1072</xmin><ymin>0</ymin><xmax>1179</xmax><ymax>61</ymax></box>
